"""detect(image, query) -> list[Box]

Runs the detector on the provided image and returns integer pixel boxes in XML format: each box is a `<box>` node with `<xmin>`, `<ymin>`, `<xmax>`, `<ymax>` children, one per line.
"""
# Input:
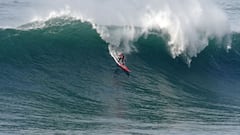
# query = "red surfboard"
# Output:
<box><xmin>117</xmin><ymin>62</ymin><xmax>131</xmax><ymax>73</ymax></box>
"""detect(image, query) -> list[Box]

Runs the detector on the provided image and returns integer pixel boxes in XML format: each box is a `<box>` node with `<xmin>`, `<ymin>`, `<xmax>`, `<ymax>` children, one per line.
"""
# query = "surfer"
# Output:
<box><xmin>118</xmin><ymin>53</ymin><xmax>125</xmax><ymax>65</ymax></box>
<box><xmin>114</xmin><ymin>52</ymin><xmax>130</xmax><ymax>75</ymax></box>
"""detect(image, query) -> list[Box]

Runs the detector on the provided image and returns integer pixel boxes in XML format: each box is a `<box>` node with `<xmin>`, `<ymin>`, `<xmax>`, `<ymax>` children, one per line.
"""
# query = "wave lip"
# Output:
<box><xmin>0</xmin><ymin>0</ymin><xmax>231</xmax><ymax>63</ymax></box>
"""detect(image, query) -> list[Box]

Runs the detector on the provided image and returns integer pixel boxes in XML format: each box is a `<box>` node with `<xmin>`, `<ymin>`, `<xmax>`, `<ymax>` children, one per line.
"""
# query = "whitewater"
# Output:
<box><xmin>0</xmin><ymin>0</ymin><xmax>240</xmax><ymax>135</ymax></box>
<box><xmin>0</xmin><ymin>0</ymin><xmax>233</xmax><ymax>63</ymax></box>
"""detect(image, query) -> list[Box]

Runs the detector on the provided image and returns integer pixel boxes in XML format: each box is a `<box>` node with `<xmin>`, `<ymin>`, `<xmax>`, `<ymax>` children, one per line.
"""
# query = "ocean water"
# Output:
<box><xmin>0</xmin><ymin>0</ymin><xmax>240</xmax><ymax>135</ymax></box>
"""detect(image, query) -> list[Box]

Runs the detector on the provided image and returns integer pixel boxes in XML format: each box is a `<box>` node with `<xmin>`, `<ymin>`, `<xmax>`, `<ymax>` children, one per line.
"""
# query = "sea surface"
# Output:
<box><xmin>0</xmin><ymin>0</ymin><xmax>240</xmax><ymax>135</ymax></box>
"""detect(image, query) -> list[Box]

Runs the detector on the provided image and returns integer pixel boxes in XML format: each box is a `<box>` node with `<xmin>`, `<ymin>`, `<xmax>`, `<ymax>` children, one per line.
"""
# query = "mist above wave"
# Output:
<box><xmin>9</xmin><ymin>0</ymin><xmax>231</xmax><ymax>64</ymax></box>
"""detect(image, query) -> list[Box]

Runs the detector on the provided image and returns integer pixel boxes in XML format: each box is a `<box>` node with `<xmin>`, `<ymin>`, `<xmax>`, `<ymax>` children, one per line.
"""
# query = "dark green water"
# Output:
<box><xmin>0</xmin><ymin>20</ymin><xmax>240</xmax><ymax>135</ymax></box>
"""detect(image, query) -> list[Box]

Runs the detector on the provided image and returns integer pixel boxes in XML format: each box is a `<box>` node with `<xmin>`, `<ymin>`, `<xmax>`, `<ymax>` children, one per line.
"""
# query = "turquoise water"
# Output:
<box><xmin>0</xmin><ymin>1</ymin><xmax>240</xmax><ymax>135</ymax></box>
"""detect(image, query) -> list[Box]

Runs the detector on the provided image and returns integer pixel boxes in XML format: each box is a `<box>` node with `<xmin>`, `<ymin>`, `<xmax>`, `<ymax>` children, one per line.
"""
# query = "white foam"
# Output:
<box><xmin>139</xmin><ymin>0</ymin><xmax>230</xmax><ymax>61</ymax></box>
<box><xmin>5</xmin><ymin>0</ymin><xmax>231</xmax><ymax>62</ymax></box>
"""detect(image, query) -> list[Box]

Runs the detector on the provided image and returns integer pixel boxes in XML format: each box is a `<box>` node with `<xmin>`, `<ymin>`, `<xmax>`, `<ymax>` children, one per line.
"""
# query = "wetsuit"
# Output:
<box><xmin>118</xmin><ymin>55</ymin><xmax>125</xmax><ymax>65</ymax></box>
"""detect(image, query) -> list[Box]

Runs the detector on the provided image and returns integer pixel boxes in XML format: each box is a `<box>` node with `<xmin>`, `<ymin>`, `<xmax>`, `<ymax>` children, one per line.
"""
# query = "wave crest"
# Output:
<box><xmin>12</xmin><ymin>0</ymin><xmax>231</xmax><ymax>64</ymax></box>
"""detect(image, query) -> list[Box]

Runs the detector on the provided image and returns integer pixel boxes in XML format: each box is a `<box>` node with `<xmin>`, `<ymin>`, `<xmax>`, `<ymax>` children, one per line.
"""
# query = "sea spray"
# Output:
<box><xmin>5</xmin><ymin>0</ymin><xmax>231</xmax><ymax>64</ymax></box>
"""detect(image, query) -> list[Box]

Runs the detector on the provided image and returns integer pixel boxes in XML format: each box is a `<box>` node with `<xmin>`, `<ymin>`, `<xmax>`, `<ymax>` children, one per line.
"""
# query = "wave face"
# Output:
<box><xmin>1</xmin><ymin>1</ymin><xmax>240</xmax><ymax>135</ymax></box>
<box><xmin>0</xmin><ymin>19</ymin><xmax>240</xmax><ymax>134</ymax></box>
<box><xmin>0</xmin><ymin>0</ymin><xmax>231</xmax><ymax>63</ymax></box>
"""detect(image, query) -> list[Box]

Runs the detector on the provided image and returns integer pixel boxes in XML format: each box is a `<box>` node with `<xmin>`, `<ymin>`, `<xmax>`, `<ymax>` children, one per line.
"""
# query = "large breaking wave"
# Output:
<box><xmin>1</xmin><ymin>16</ymin><xmax>240</xmax><ymax>135</ymax></box>
<box><xmin>1</xmin><ymin>0</ymin><xmax>232</xmax><ymax>64</ymax></box>
<box><xmin>1</xmin><ymin>18</ymin><xmax>240</xmax><ymax>80</ymax></box>
<box><xmin>1</xmin><ymin>1</ymin><xmax>240</xmax><ymax>134</ymax></box>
